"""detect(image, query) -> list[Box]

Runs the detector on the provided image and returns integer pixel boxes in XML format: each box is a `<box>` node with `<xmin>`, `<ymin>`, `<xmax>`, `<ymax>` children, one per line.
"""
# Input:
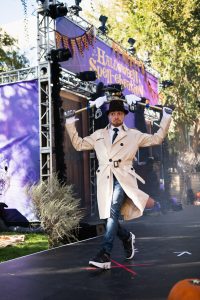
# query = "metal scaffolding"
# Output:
<box><xmin>37</xmin><ymin>0</ymin><xmax>56</xmax><ymax>182</ymax></box>
<box><xmin>0</xmin><ymin>67</ymin><xmax>38</xmax><ymax>85</ymax></box>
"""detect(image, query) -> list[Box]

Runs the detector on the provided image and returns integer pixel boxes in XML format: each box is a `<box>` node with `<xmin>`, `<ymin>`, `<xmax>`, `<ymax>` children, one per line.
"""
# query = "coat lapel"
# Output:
<box><xmin>112</xmin><ymin>129</ymin><xmax>127</xmax><ymax>145</ymax></box>
<box><xmin>111</xmin><ymin>126</ymin><xmax>129</xmax><ymax>157</ymax></box>
<box><xmin>101</xmin><ymin>124</ymin><xmax>129</xmax><ymax>157</ymax></box>
<box><xmin>102</xmin><ymin>127</ymin><xmax>111</xmax><ymax>153</ymax></box>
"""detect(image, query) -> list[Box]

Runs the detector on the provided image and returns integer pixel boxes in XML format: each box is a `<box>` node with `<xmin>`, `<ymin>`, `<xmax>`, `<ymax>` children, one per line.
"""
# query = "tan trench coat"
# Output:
<box><xmin>66</xmin><ymin>115</ymin><xmax>171</xmax><ymax>220</ymax></box>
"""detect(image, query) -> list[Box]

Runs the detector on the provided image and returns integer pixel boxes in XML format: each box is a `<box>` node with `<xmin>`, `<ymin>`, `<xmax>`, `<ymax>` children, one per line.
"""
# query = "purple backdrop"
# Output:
<box><xmin>56</xmin><ymin>17</ymin><xmax>159</xmax><ymax>105</ymax></box>
<box><xmin>0</xmin><ymin>79</ymin><xmax>39</xmax><ymax>221</ymax></box>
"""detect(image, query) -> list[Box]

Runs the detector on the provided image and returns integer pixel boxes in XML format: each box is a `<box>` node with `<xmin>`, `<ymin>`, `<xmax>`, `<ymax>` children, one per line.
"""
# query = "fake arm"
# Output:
<box><xmin>137</xmin><ymin>115</ymin><xmax>172</xmax><ymax>147</ymax></box>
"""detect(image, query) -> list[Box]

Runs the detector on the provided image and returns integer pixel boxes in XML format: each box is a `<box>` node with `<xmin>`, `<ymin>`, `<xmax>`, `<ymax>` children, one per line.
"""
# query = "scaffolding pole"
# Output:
<box><xmin>37</xmin><ymin>0</ymin><xmax>56</xmax><ymax>182</ymax></box>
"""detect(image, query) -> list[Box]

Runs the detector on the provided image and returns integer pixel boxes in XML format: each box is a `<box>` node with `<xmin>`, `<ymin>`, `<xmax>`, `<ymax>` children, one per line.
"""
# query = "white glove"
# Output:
<box><xmin>64</xmin><ymin>110</ymin><xmax>79</xmax><ymax>125</ymax></box>
<box><xmin>65</xmin><ymin>116</ymin><xmax>79</xmax><ymax>125</ymax></box>
<box><xmin>125</xmin><ymin>94</ymin><xmax>141</xmax><ymax>106</ymax></box>
<box><xmin>163</xmin><ymin>107</ymin><xmax>173</xmax><ymax>118</ymax></box>
<box><xmin>89</xmin><ymin>95</ymin><xmax>107</xmax><ymax>108</ymax></box>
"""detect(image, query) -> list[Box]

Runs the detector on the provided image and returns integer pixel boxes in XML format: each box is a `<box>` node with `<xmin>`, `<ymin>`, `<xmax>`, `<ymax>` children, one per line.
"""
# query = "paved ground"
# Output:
<box><xmin>0</xmin><ymin>205</ymin><xmax>199</xmax><ymax>300</ymax></box>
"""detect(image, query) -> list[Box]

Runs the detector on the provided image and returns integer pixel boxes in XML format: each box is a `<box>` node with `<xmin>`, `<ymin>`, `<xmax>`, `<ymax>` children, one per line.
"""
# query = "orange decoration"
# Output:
<box><xmin>86</xmin><ymin>26</ymin><xmax>96</xmax><ymax>46</ymax></box>
<box><xmin>55</xmin><ymin>32</ymin><xmax>62</xmax><ymax>48</ymax></box>
<box><xmin>70</xmin><ymin>39</ymin><xmax>76</xmax><ymax>54</ymax></box>
<box><xmin>55</xmin><ymin>27</ymin><xmax>95</xmax><ymax>56</ymax></box>
<box><xmin>167</xmin><ymin>279</ymin><xmax>200</xmax><ymax>300</ymax></box>
<box><xmin>82</xmin><ymin>34</ymin><xmax>89</xmax><ymax>50</ymax></box>
<box><xmin>62</xmin><ymin>36</ymin><xmax>69</xmax><ymax>49</ymax></box>
<box><xmin>112</xmin><ymin>41</ymin><xmax>145</xmax><ymax>72</ymax></box>
<box><xmin>141</xmin><ymin>63</ymin><xmax>145</xmax><ymax>74</ymax></box>
<box><xmin>76</xmin><ymin>37</ymin><xmax>83</xmax><ymax>56</ymax></box>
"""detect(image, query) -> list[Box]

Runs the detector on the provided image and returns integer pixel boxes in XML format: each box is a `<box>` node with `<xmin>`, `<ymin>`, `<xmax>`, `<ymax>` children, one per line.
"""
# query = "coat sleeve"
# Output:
<box><xmin>137</xmin><ymin>115</ymin><xmax>172</xmax><ymax>147</ymax></box>
<box><xmin>65</xmin><ymin>122</ymin><xmax>96</xmax><ymax>151</ymax></box>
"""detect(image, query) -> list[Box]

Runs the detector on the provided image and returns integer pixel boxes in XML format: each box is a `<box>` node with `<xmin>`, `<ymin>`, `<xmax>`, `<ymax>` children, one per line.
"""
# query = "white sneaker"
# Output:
<box><xmin>89</xmin><ymin>250</ymin><xmax>111</xmax><ymax>269</ymax></box>
<box><xmin>123</xmin><ymin>232</ymin><xmax>135</xmax><ymax>259</ymax></box>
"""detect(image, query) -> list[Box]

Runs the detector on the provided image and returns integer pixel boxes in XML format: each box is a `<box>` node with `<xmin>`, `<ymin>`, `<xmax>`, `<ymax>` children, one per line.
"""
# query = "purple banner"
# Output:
<box><xmin>56</xmin><ymin>17</ymin><xmax>158</xmax><ymax>105</ymax></box>
<box><xmin>0</xmin><ymin>79</ymin><xmax>40</xmax><ymax>221</ymax></box>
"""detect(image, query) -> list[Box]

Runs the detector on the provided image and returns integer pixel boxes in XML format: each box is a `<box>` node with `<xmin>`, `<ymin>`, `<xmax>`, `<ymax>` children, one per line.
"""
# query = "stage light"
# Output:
<box><xmin>69</xmin><ymin>0</ymin><xmax>82</xmax><ymax>15</ymax></box>
<box><xmin>161</xmin><ymin>80</ymin><xmax>174</xmax><ymax>89</ymax></box>
<box><xmin>128</xmin><ymin>38</ymin><xmax>136</xmax><ymax>54</ymax></box>
<box><xmin>76</xmin><ymin>71</ymin><xmax>97</xmax><ymax>81</ymax></box>
<box><xmin>48</xmin><ymin>48</ymin><xmax>72</xmax><ymax>63</ymax></box>
<box><xmin>145</xmin><ymin>58</ymin><xmax>151</xmax><ymax>66</ymax></box>
<box><xmin>40</xmin><ymin>66</ymin><xmax>48</xmax><ymax>77</ymax></box>
<box><xmin>105</xmin><ymin>84</ymin><xmax>123</xmax><ymax>94</ymax></box>
<box><xmin>144</xmin><ymin>52</ymin><xmax>152</xmax><ymax>67</ymax></box>
<box><xmin>37</xmin><ymin>0</ymin><xmax>46</xmax><ymax>3</ymax></box>
<box><xmin>75</xmin><ymin>0</ymin><xmax>82</xmax><ymax>5</ymax></box>
<box><xmin>98</xmin><ymin>15</ymin><xmax>108</xmax><ymax>34</ymax></box>
<box><xmin>51</xmin><ymin>62</ymin><xmax>62</xmax><ymax>86</ymax></box>
<box><xmin>47</xmin><ymin>3</ymin><xmax>68</xmax><ymax>19</ymax></box>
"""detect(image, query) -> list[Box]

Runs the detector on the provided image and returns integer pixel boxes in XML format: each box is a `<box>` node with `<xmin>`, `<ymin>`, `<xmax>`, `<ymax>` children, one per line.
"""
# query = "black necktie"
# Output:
<box><xmin>112</xmin><ymin>128</ymin><xmax>119</xmax><ymax>143</ymax></box>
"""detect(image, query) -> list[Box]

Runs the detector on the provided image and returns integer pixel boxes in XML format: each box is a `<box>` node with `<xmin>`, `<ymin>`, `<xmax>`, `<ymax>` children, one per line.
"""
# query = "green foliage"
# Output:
<box><xmin>27</xmin><ymin>174</ymin><xmax>84</xmax><ymax>248</ymax></box>
<box><xmin>0</xmin><ymin>27</ymin><xmax>29</xmax><ymax>72</ymax></box>
<box><xmin>0</xmin><ymin>233</ymin><xmax>48</xmax><ymax>263</ymax></box>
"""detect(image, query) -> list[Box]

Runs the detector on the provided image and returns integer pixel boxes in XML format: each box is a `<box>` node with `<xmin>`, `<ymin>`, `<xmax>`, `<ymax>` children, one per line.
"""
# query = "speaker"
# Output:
<box><xmin>2</xmin><ymin>209</ymin><xmax>29</xmax><ymax>227</ymax></box>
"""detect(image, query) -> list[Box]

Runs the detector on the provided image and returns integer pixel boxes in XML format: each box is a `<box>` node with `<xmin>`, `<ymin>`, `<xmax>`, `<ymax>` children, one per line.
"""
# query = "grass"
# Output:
<box><xmin>0</xmin><ymin>232</ymin><xmax>49</xmax><ymax>263</ymax></box>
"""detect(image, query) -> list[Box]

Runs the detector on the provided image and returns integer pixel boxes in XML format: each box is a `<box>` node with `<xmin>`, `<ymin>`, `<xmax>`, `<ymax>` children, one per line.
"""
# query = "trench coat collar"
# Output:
<box><xmin>106</xmin><ymin>123</ymin><xmax>129</xmax><ymax>132</ymax></box>
<box><xmin>103</xmin><ymin>123</ymin><xmax>129</xmax><ymax>152</ymax></box>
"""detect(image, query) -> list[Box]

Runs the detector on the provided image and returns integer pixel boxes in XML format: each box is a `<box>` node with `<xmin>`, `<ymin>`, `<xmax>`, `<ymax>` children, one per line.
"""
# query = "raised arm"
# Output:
<box><xmin>65</xmin><ymin>112</ymin><xmax>95</xmax><ymax>151</ymax></box>
<box><xmin>137</xmin><ymin>107</ymin><xmax>172</xmax><ymax>147</ymax></box>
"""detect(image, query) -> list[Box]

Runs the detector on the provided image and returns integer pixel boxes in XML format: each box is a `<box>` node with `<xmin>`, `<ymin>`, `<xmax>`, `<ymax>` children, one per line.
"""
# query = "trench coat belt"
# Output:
<box><xmin>98</xmin><ymin>161</ymin><xmax>145</xmax><ymax>184</ymax></box>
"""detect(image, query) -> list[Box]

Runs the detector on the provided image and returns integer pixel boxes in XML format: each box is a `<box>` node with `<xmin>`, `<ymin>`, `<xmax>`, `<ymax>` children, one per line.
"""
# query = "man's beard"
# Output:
<box><xmin>111</xmin><ymin>120</ymin><xmax>123</xmax><ymax>127</ymax></box>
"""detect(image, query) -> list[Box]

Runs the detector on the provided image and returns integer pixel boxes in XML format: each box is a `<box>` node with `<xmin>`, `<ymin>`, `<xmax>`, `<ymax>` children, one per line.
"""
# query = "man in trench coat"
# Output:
<box><xmin>65</xmin><ymin>99</ymin><xmax>172</xmax><ymax>269</ymax></box>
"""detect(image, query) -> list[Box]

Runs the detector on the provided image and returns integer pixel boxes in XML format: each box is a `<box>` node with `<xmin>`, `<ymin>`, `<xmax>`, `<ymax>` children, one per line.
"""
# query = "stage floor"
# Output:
<box><xmin>0</xmin><ymin>205</ymin><xmax>200</xmax><ymax>300</ymax></box>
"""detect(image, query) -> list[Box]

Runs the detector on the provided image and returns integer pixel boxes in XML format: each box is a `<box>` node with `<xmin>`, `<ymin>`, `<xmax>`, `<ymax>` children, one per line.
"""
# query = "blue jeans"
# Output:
<box><xmin>101</xmin><ymin>176</ymin><xmax>130</xmax><ymax>254</ymax></box>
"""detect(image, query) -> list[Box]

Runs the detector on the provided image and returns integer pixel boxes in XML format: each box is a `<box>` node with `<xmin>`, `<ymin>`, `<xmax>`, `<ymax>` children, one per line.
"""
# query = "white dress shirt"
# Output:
<box><xmin>109</xmin><ymin>124</ymin><xmax>123</xmax><ymax>143</ymax></box>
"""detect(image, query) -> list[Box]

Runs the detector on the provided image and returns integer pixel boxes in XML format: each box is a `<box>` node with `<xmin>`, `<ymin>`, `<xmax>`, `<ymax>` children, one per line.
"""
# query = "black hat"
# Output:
<box><xmin>106</xmin><ymin>100</ymin><xmax>129</xmax><ymax>115</ymax></box>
